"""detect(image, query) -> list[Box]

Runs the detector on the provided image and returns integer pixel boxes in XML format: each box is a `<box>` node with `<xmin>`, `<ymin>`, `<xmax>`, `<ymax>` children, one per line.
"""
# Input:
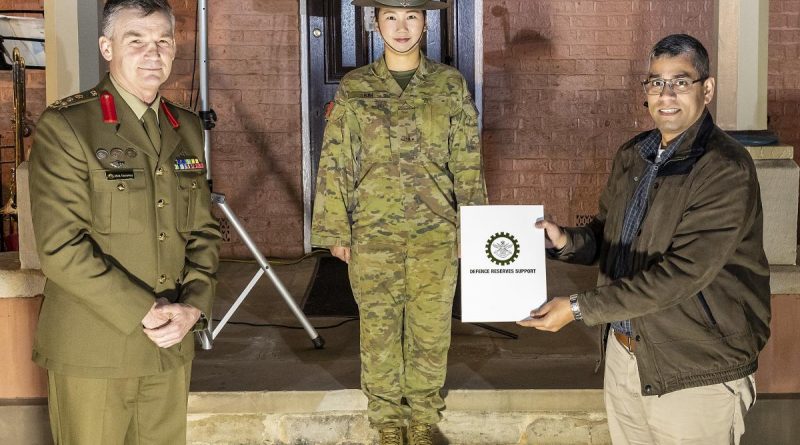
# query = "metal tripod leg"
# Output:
<box><xmin>198</xmin><ymin>192</ymin><xmax>325</xmax><ymax>350</ymax></box>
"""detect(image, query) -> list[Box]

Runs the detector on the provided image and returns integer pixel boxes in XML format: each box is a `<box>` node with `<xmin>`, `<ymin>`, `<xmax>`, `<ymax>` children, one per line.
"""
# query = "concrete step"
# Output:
<box><xmin>5</xmin><ymin>390</ymin><xmax>799</xmax><ymax>444</ymax></box>
<box><xmin>187</xmin><ymin>389</ymin><xmax>610</xmax><ymax>445</ymax></box>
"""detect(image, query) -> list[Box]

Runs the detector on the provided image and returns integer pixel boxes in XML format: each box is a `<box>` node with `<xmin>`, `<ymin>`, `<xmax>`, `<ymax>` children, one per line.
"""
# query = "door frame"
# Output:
<box><xmin>299</xmin><ymin>1</ymin><xmax>484</xmax><ymax>253</ymax></box>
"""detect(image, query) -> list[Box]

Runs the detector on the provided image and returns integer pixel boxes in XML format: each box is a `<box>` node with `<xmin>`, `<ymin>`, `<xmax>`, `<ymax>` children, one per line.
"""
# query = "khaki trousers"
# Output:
<box><xmin>47</xmin><ymin>364</ymin><xmax>192</xmax><ymax>445</ymax></box>
<box><xmin>604</xmin><ymin>331</ymin><xmax>756</xmax><ymax>445</ymax></box>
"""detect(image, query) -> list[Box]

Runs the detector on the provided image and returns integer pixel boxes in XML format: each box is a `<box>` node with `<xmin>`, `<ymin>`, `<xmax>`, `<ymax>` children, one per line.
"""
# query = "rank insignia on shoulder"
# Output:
<box><xmin>49</xmin><ymin>90</ymin><xmax>97</xmax><ymax>110</ymax></box>
<box><xmin>173</xmin><ymin>155</ymin><xmax>205</xmax><ymax>171</ymax></box>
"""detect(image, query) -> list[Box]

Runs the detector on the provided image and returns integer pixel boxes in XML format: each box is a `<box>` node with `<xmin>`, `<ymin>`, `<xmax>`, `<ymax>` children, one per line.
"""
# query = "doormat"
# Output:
<box><xmin>302</xmin><ymin>254</ymin><xmax>359</xmax><ymax>317</ymax></box>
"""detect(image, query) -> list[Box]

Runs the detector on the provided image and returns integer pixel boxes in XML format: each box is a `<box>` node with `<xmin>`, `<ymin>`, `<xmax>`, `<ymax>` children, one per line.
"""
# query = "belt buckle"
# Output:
<box><xmin>615</xmin><ymin>331</ymin><xmax>634</xmax><ymax>353</ymax></box>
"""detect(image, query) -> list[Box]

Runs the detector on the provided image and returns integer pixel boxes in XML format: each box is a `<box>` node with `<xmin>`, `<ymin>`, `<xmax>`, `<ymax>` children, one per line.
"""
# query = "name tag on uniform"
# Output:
<box><xmin>106</xmin><ymin>170</ymin><xmax>134</xmax><ymax>180</ymax></box>
<box><xmin>350</xmin><ymin>92</ymin><xmax>392</xmax><ymax>99</ymax></box>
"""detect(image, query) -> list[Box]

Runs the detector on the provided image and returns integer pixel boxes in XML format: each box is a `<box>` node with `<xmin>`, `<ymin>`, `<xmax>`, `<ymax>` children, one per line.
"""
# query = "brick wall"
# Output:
<box><xmin>481</xmin><ymin>0</ymin><xmax>715</xmax><ymax>226</ymax></box>
<box><xmin>0</xmin><ymin>1</ymin><xmax>45</xmax><ymax>249</ymax></box>
<box><xmin>168</xmin><ymin>1</ymin><xmax>303</xmax><ymax>258</ymax></box>
<box><xmin>2</xmin><ymin>1</ymin><xmax>798</xmax><ymax>257</ymax></box>
<box><xmin>768</xmin><ymin>0</ymin><xmax>800</xmax><ymax>240</ymax></box>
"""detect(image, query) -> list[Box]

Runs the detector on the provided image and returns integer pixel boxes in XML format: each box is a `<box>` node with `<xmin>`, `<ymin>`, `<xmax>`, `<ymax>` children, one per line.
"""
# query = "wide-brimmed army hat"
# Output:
<box><xmin>351</xmin><ymin>0</ymin><xmax>449</xmax><ymax>10</ymax></box>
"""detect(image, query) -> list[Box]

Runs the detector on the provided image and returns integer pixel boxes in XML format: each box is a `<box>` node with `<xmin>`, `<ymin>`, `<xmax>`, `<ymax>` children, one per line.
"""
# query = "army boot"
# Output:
<box><xmin>408</xmin><ymin>423</ymin><xmax>434</xmax><ymax>445</ymax></box>
<box><xmin>378</xmin><ymin>426</ymin><xmax>403</xmax><ymax>445</ymax></box>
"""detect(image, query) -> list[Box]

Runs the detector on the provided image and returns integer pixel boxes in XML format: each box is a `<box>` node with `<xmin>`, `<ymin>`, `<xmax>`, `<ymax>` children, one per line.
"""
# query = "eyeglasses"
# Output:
<box><xmin>641</xmin><ymin>77</ymin><xmax>707</xmax><ymax>95</ymax></box>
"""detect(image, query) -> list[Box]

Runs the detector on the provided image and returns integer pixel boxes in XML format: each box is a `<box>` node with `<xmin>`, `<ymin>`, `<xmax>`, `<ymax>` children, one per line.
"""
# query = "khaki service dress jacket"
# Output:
<box><xmin>29</xmin><ymin>75</ymin><xmax>221</xmax><ymax>378</ymax></box>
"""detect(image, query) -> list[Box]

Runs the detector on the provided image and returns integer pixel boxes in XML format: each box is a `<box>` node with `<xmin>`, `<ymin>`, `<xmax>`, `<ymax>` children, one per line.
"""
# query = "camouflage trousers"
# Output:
<box><xmin>348</xmin><ymin>240</ymin><xmax>458</xmax><ymax>428</ymax></box>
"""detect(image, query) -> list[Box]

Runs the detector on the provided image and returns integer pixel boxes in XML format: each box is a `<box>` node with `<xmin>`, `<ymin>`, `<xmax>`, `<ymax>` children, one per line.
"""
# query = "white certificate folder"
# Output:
<box><xmin>459</xmin><ymin>205</ymin><xmax>547</xmax><ymax>322</ymax></box>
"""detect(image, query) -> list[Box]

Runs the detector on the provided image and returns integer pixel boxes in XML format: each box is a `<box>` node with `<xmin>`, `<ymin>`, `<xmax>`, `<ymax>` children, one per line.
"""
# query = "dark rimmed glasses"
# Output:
<box><xmin>641</xmin><ymin>77</ymin><xmax>708</xmax><ymax>95</ymax></box>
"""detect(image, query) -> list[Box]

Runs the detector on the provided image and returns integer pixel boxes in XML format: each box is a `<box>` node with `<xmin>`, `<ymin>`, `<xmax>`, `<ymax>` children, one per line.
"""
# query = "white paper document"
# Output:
<box><xmin>459</xmin><ymin>205</ymin><xmax>547</xmax><ymax>322</ymax></box>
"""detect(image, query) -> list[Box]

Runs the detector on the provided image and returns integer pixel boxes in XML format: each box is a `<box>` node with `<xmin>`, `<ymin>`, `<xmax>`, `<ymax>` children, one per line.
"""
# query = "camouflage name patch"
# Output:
<box><xmin>350</xmin><ymin>92</ymin><xmax>393</xmax><ymax>99</ymax></box>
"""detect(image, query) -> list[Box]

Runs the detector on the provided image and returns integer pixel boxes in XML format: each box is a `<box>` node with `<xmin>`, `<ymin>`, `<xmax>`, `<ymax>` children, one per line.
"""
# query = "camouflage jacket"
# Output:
<box><xmin>311</xmin><ymin>55</ymin><xmax>487</xmax><ymax>247</ymax></box>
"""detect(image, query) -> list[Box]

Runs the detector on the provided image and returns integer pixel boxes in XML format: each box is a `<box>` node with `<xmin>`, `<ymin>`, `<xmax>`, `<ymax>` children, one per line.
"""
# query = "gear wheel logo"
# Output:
<box><xmin>485</xmin><ymin>232</ymin><xmax>520</xmax><ymax>265</ymax></box>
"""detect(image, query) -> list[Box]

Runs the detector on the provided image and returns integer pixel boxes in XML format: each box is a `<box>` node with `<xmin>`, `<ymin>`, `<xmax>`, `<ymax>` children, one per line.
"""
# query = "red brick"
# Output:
<box><xmin>574</xmin><ymin>1</ymin><xmax>596</xmax><ymax>14</ymax></box>
<box><xmin>575</xmin><ymin>59</ymin><xmax>631</xmax><ymax>74</ymax></box>
<box><xmin>593</xmin><ymin>30</ymin><xmax>636</xmax><ymax>45</ymax></box>
<box><xmin>514</xmin><ymin>187</ymin><xmax>551</xmax><ymax>203</ymax></box>
<box><xmin>514</xmin><ymin>159</ymin><xmax>550</xmax><ymax>171</ymax></box>
<box><xmin>548</xmin><ymin>2</ymin><xmax>576</xmax><ymax>14</ymax></box>
<box><xmin>552</xmin><ymin>74</ymin><xmax>607</xmax><ymax>89</ymax></box>
<box><xmin>549</xmin><ymin>159</ymin><xmax>571</xmax><ymax>172</ymax></box>
<box><xmin>571</xmin><ymin>15</ymin><xmax>609</xmax><ymax>29</ymax></box>
<box><xmin>594</xmin><ymin>2</ymin><xmax>636</xmax><ymax>14</ymax></box>
<box><xmin>569</xmin><ymin>44</ymin><xmax>612</xmax><ymax>57</ymax></box>
<box><xmin>518</xmin><ymin>59</ymin><xmax>577</xmax><ymax>74</ymax></box>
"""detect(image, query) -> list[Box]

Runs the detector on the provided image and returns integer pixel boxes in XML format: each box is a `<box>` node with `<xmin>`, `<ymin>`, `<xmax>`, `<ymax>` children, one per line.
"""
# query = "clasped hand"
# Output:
<box><xmin>141</xmin><ymin>298</ymin><xmax>201</xmax><ymax>348</ymax></box>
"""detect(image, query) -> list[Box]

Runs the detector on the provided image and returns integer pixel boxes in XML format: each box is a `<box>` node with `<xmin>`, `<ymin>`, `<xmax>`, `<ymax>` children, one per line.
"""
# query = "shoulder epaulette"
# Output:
<box><xmin>162</xmin><ymin>98</ymin><xmax>198</xmax><ymax>116</ymax></box>
<box><xmin>48</xmin><ymin>89</ymin><xmax>100</xmax><ymax>109</ymax></box>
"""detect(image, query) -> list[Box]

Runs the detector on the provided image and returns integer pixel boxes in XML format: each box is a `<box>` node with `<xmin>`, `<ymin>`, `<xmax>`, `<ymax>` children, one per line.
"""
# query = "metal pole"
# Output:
<box><xmin>192</xmin><ymin>0</ymin><xmax>323</xmax><ymax>351</ymax></box>
<box><xmin>194</xmin><ymin>0</ymin><xmax>213</xmax><ymax>350</ymax></box>
<box><xmin>212</xmin><ymin>268</ymin><xmax>264</xmax><ymax>339</ymax></box>
<box><xmin>212</xmin><ymin>193</ymin><xmax>325</xmax><ymax>349</ymax></box>
<box><xmin>197</xmin><ymin>0</ymin><xmax>215</xmax><ymax>182</ymax></box>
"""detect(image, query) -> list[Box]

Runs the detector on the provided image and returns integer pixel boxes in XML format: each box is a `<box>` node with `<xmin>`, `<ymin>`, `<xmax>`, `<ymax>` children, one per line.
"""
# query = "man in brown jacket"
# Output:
<box><xmin>29</xmin><ymin>1</ymin><xmax>220</xmax><ymax>443</ymax></box>
<box><xmin>519</xmin><ymin>34</ymin><xmax>770</xmax><ymax>444</ymax></box>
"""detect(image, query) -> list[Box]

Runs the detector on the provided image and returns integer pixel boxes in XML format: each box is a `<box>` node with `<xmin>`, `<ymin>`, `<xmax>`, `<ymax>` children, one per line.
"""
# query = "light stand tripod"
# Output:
<box><xmin>194</xmin><ymin>0</ymin><xmax>324</xmax><ymax>350</ymax></box>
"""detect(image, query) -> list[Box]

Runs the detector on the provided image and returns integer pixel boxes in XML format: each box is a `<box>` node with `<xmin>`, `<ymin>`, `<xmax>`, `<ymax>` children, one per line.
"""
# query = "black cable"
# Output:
<box><xmin>220</xmin><ymin>249</ymin><xmax>329</xmax><ymax>266</ymax></box>
<box><xmin>211</xmin><ymin>317</ymin><xmax>358</xmax><ymax>330</ymax></box>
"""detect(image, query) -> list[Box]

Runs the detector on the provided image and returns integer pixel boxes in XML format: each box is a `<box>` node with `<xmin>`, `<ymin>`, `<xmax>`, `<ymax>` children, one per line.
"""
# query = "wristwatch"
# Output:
<box><xmin>193</xmin><ymin>312</ymin><xmax>209</xmax><ymax>332</ymax></box>
<box><xmin>569</xmin><ymin>294</ymin><xmax>583</xmax><ymax>321</ymax></box>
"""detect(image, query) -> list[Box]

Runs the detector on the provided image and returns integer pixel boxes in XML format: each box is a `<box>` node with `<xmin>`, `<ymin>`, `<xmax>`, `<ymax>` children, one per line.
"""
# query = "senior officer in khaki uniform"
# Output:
<box><xmin>312</xmin><ymin>1</ymin><xmax>487</xmax><ymax>444</ymax></box>
<box><xmin>29</xmin><ymin>1</ymin><xmax>220</xmax><ymax>444</ymax></box>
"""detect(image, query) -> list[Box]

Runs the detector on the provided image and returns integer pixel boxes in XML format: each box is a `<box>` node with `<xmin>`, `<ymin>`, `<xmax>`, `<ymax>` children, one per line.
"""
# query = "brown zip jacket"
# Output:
<box><xmin>554</xmin><ymin>110</ymin><xmax>771</xmax><ymax>396</ymax></box>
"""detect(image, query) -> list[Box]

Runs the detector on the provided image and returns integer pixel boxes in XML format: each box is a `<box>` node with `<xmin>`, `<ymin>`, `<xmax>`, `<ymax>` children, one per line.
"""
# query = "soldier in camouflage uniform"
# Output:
<box><xmin>311</xmin><ymin>1</ymin><xmax>486</xmax><ymax>444</ymax></box>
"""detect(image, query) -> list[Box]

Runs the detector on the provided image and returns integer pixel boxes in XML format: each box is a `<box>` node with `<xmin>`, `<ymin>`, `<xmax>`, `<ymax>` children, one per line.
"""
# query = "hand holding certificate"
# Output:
<box><xmin>516</xmin><ymin>218</ymin><xmax>576</xmax><ymax>332</ymax></box>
